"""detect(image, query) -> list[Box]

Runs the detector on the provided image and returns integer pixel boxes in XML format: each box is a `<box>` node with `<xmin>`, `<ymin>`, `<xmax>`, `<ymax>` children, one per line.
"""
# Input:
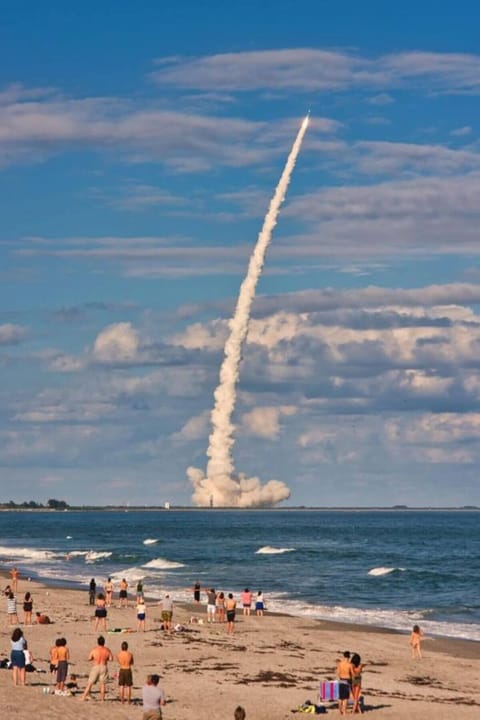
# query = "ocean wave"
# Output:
<box><xmin>256</xmin><ymin>546</ymin><xmax>295</xmax><ymax>555</ymax></box>
<box><xmin>0</xmin><ymin>545</ymin><xmax>58</xmax><ymax>562</ymax></box>
<box><xmin>368</xmin><ymin>566</ymin><xmax>405</xmax><ymax>576</ymax></box>
<box><xmin>85</xmin><ymin>551</ymin><xmax>112</xmax><ymax>563</ymax></box>
<box><xmin>143</xmin><ymin>538</ymin><xmax>159</xmax><ymax>545</ymax></box>
<box><xmin>143</xmin><ymin>557</ymin><xmax>185</xmax><ymax>570</ymax></box>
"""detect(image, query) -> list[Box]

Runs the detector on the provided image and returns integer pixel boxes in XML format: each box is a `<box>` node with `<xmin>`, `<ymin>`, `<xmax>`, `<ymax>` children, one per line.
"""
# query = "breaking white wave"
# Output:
<box><xmin>368</xmin><ymin>566</ymin><xmax>405</xmax><ymax>576</ymax></box>
<box><xmin>0</xmin><ymin>545</ymin><xmax>58</xmax><ymax>562</ymax></box>
<box><xmin>143</xmin><ymin>538</ymin><xmax>159</xmax><ymax>545</ymax></box>
<box><xmin>143</xmin><ymin>557</ymin><xmax>185</xmax><ymax>570</ymax></box>
<box><xmin>256</xmin><ymin>546</ymin><xmax>295</xmax><ymax>555</ymax></box>
<box><xmin>85</xmin><ymin>551</ymin><xmax>112</xmax><ymax>563</ymax></box>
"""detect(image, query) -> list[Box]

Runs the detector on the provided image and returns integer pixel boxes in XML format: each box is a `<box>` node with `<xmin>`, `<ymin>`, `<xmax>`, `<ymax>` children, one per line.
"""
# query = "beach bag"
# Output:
<box><xmin>320</xmin><ymin>680</ymin><xmax>340</xmax><ymax>701</ymax></box>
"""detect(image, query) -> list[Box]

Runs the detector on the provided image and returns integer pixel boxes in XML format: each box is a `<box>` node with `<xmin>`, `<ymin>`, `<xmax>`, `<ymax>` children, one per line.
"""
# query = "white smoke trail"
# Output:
<box><xmin>187</xmin><ymin>114</ymin><xmax>310</xmax><ymax>507</ymax></box>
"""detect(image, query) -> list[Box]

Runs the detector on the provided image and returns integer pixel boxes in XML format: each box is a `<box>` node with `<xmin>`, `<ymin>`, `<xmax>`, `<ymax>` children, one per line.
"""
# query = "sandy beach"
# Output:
<box><xmin>1</xmin><ymin>574</ymin><xmax>479</xmax><ymax>720</ymax></box>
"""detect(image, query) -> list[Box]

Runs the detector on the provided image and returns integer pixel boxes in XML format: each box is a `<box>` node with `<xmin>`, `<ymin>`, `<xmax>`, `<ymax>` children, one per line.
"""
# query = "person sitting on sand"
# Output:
<box><xmin>36</xmin><ymin>611</ymin><xmax>52</xmax><ymax>624</ymax></box>
<box><xmin>117</xmin><ymin>640</ymin><xmax>134</xmax><ymax>705</ymax></box>
<box><xmin>81</xmin><ymin>635</ymin><xmax>113</xmax><ymax>702</ymax></box>
<box><xmin>142</xmin><ymin>673</ymin><xmax>166</xmax><ymax>720</ymax></box>
<box><xmin>336</xmin><ymin>651</ymin><xmax>352</xmax><ymax>716</ymax></box>
<box><xmin>409</xmin><ymin>624</ymin><xmax>425</xmax><ymax>659</ymax></box>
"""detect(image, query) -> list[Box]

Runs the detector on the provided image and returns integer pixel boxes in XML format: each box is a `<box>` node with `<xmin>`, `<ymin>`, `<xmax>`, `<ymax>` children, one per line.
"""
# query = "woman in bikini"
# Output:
<box><xmin>350</xmin><ymin>653</ymin><xmax>364</xmax><ymax>714</ymax></box>
<box><xmin>409</xmin><ymin>624</ymin><xmax>424</xmax><ymax>658</ymax></box>
<box><xmin>94</xmin><ymin>592</ymin><xmax>108</xmax><ymax>631</ymax></box>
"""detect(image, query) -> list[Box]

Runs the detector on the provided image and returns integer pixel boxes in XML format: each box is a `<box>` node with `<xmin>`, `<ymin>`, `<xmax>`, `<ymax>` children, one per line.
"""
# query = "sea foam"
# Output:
<box><xmin>143</xmin><ymin>538</ymin><xmax>159</xmax><ymax>545</ymax></box>
<box><xmin>368</xmin><ymin>566</ymin><xmax>405</xmax><ymax>576</ymax></box>
<box><xmin>256</xmin><ymin>546</ymin><xmax>295</xmax><ymax>555</ymax></box>
<box><xmin>143</xmin><ymin>557</ymin><xmax>185</xmax><ymax>570</ymax></box>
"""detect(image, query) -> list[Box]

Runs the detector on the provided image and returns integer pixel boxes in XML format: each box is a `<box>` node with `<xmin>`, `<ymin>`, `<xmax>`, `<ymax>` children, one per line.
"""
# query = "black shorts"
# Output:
<box><xmin>194</xmin><ymin>591</ymin><xmax>200</xmax><ymax>601</ymax></box>
<box><xmin>119</xmin><ymin>590</ymin><xmax>127</xmax><ymax>599</ymax></box>
<box><xmin>227</xmin><ymin>610</ymin><xmax>235</xmax><ymax>622</ymax></box>
<box><xmin>339</xmin><ymin>682</ymin><xmax>351</xmax><ymax>700</ymax></box>
<box><xmin>95</xmin><ymin>608</ymin><xmax>107</xmax><ymax>618</ymax></box>
<box><xmin>118</xmin><ymin>668</ymin><xmax>133</xmax><ymax>687</ymax></box>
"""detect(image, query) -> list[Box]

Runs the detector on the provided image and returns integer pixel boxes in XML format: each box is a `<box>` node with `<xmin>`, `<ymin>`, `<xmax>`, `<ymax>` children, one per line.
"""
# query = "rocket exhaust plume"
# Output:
<box><xmin>188</xmin><ymin>114</ymin><xmax>310</xmax><ymax>507</ymax></box>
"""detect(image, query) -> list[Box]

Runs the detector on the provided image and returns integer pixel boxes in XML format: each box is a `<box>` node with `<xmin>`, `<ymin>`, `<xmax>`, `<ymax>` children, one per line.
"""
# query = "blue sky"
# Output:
<box><xmin>1</xmin><ymin>0</ymin><xmax>480</xmax><ymax>506</ymax></box>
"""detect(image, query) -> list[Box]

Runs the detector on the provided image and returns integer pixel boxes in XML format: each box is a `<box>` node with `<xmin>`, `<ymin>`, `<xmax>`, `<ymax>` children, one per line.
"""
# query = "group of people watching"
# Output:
<box><xmin>194</xmin><ymin>584</ymin><xmax>266</xmax><ymax>633</ymax></box>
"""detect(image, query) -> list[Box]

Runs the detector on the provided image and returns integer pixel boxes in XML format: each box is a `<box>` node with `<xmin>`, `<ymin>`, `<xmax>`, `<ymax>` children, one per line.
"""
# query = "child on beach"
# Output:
<box><xmin>137</xmin><ymin>596</ymin><xmax>147</xmax><ymax>631</ymax></box>
<box><xmin>94</xmin><ymin>593</ymin><xmax>108</xmax><ymax>631</ymax></box>
<box><xmin>409</xmin><ymin>624</ymin><xmax>425</xmax><ymax>658</ymax></box>
<box><xmin>255</xmin><ymin>590</ymin><xmax>265</xmax><ymax>616</ymax></box>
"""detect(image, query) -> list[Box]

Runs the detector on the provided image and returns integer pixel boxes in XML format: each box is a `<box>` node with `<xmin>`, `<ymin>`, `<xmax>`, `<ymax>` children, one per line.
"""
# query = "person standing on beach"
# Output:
<box><xmin>350</xmin><ymin>653</ymin><xmax>364</xmax><ymax>714</ymax></box>
<box><xmin>241</xmin><ymin>588</ymin><xmax>252</xmax><ymax>616</ymax></box>
<box><xmin>55</xmin><ymin>637</ymin><xmax>69</xmax><ymax>693</ymax></box>
<box><xmin>81</xmin><ymin>635</ymin><xmax>113</xmax><ymax>702</ymax></box>
<box><xmin>206</xmin><ymin>588</ymin><xmax>217</xmax><ymax>623</ymax></box>
<box><xmin>10</xmin><ymin>627</ymin><xmax>27</xmax><ymax>686</ymax></box>
<box><xmin>142</xmin><ymin>673</ymin><xmax>166</xmax><ymax>720</ymax></box>
<box><xmin>226</xmin><ymin>593</ymin><xmax>236</xmax><ymax>635</ymax></box>
<box><xmin>160</xmin><ymin>594</ymin><xmax>173</xmax><ymax>633</ymax></box>
<box><xmin>409</xmin><ymin>624</ymin><xmax>425</xmax><ymax>658</ymax></box>
<box><xmin>23</xmin><ymin>592</ymin><xmax>33</xmax><ymax>625</ymax></box>
<box><xmin>117</xmin><ymin>640</ymin><xmax>134</xmax><ymax>705</ymax></box>
<box><xmin>7</xmin><ymin>592</ymin><xmax>18</xmax><ymax>625</ymax></box>
<box><xmin>94</xmin><ymin>592</ymin><xmax>108</xmax><ymax>631</ymax></box>
<box><xmin>105</xmin><ymin>577</ymin><xmax>114</xmax><ymax>607</ymax></box>
<box><xmin>216</xmin><ymin>591</ymin><xmax>225</xmax><ymax>623</ymax></box>
<box><xmin>137</xmin><ymin>579</ymin><xmax>144</xmax><ymax>600</ymax></box>
<box><xmin>137</xmin><ymin>596</ymin><xmax>147</xmax><ymax>632</ymax></box>
<box><xmin>89</xmin><ymin>578</ymin><xmax>96</xmax><ymax>606</ymax></box>
<box><xmin>119</xmin><ymin>578</ymin><xmax>129</xmax><ymax>608</ymax></box>
<box><xmin>336</xmin><ymin>651</ymin><xmax>352</xmax><ymax>716</ymax></box>
<box><xmin>10</xmin><ymin>567</ymin><xmax>19</xmax><ymax>592</ymax></box>
<box><xmin>255</xmin><ymin>590</ymin><xmax>265</xmax><ymax>616</ymax></box>
<box><xmin>193</xmin><ymin>580</ymin><xmax>201</xmax><ymax>603</ymax></box>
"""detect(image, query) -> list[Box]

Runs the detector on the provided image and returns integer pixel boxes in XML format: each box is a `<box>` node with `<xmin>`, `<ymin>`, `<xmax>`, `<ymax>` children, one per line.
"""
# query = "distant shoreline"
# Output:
<box><xmin>0</xmin><ymin>505</ymin><xmax>479</xmax><ymax>512</ymax></box>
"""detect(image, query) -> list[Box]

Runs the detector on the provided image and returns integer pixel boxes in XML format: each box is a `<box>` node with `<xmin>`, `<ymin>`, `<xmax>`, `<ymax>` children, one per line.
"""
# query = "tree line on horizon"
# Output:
<box><xmin>0</xmin><ymin>498</ymin><xmax>69</xmax><ymax>509</ymax></box>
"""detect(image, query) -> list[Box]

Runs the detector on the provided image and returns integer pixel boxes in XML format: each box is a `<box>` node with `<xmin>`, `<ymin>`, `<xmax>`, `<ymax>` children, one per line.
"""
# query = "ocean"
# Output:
<box><xmin>1</xmin><ymin>509</ymin><xmax>479</xmax><ymax>641</ymax></box>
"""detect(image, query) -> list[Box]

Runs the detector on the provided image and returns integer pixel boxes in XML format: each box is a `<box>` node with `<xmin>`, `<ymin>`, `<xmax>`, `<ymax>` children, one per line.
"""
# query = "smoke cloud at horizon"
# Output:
<box><xmin>188</xmin><ymin>115</ymin><xmax>310</xmax><ymax>507</ymax></box>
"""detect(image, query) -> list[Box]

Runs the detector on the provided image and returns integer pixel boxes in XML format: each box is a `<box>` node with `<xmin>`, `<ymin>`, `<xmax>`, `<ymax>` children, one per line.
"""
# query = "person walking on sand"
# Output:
<box><xmin>350</xmin><ymin>653</ymin><xmax>364</xmax><ymax>714</ymax></box>
<box><xmin>81</xmin><ymin>635</ymin><xmax>113</xmax><ymax>702</ymax></box>
<box><xmin>410</xmin><ymin>624</ymin><xmax>425</xmax><ymax>658</ymax></box>
<box><xmin>117</xmin><ymin>640</ymin><xmax>134</xmax><ymax>705</ymax></box>
<box><xmin>10</xmin><ymin>627</ymin><xmax>27</xmax><ymax>686</ymax></box>
<box><xmin>136</xmin><ymin>596</ymin><xmax>147</xmax><ymax>632</ymax></box>
<box><xmin>119</xmin><ymin>578</ymin><xmax>129</xmax><ymax>607</ymax></box>
<box><xmin>142</xmin><ymin>673</ymin><xmax>166</xmax><ymax>720</ymax></box>
<box><xmin>226</xmin><ymin>593</ymin><xmax>236</xmax><ymax>635</ymax></box>
<box><xmin>23</xmin><ymin>591</ymin><xmax>33</xmax><ymax>625</ymax></box>
<box><xmin>94</xmin><ymin>592</ymin><xmax>108</xmax><ymax>631</ymax></box>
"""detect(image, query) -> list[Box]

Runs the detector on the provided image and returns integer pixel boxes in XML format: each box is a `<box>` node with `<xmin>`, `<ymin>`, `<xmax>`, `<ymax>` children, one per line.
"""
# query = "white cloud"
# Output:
<box><xmin>92</xmin><ymin>322</ymin><xmax>140</xmax><ymax>363</ymax></box>
<box><xmin>0</xmin><ymin>324</ymin><xmax>27</xmax><ymax>345</ymax></box>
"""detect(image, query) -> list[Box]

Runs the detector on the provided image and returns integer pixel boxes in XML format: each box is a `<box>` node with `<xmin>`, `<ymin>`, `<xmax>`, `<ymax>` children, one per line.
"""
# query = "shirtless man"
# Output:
<box><xmin>336</xmin><ymin>651</ymin><xmax>352</xmax><ymax>716</ymax></box>
<box><xmin>117</xmin><ymin>640</ymin><xmax>134</xmax><ymax>704</ymax></box>
<box><xmin>81</xmin><ymin>635</ymin><xmax>113</xmax><ymax>701</ymax></box>
<box><xmin>119</xmin><ymin>578</ymin><xmax>129</xmax><ymax>608</ymax></box>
